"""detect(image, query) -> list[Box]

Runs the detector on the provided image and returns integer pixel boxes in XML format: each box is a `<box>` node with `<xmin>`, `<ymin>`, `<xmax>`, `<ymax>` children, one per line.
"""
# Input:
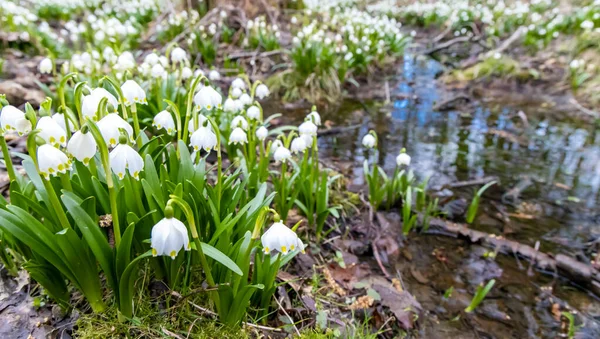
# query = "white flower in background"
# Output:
<box><xmin>256</xmin><ymin>126</ymin><xmax>268</xmax><ymax>140</ymax></box>
<box><xmin>97</xmin><ymin>113</ymin><xmax>134</xmax><ymax>147</ymax></box>
<box><xmin>229</xmin><ymin>127</ymin><xmax>247</xmax><ymax>145</ymax></box>
<box><xmin>37</xmin><ymin>116</ymin><xmax>67</xmax><ymax>147</ymax></box>
<box><xmin>273</xmin><ymin>145</ymin><xmax>291</xmax><ymax>163</ymax></box>
<box><xmin>151</xmin><ymin>216</ymin><xmax>190</xmax><ymax>259</ymax></box>
<box><xmin>52</xmin><ymin>113</ymin><xmax>75</xmax><ymax>133</ymax></box>
<box><xmin>581</xmin><ymin>20</ymin><xmax>594</xmax><ymax>30</ymax></box>
<box><xmin>396</xmin><ymin>151</ymin><xmax>411</xmax><ymax>167</ymax></box>
<box><xmin>231</xmin><ymin>77</ymin><xmax>246</xmax><ymax>90</ymax></box>
<box><xmin>37</xmin><ymin>144</ymin><xmax>71</xmax><ymax>179</ymax></box>
<box><xmin>181</xmin><ymin>67</ymin><xmax>193</xmax><ymax>79</ymax></box>
<box><xmin>231</xmin><ymin>116</ymin><xmax>248</xmax><ymax>130</ymax></box>
<box><xmin>170</xmin><ymin>47</ymin><xmax>188</xmax><ymax>64</ymax></box>
<box><xmin>299</xmin><ymin>120</ymin><xmax>317</xmax><ymax>136</ymax></box>
<box><xmin>290</xmin><ymin>137</ymin><xmax>307</xmax><ymax>154</ymax></box>
<box><xmin>194</xmin><ymin>86</ymin><xmax>222</xmax><ymax>111</ymax></box>
<box><xmin>362</xmin><ymin>134</ymin><xmax>376</xmax><ymax>148</ymax></box>
<box><xmin>1</xmin><ymin>105</ymin><xmax>31</xmax><ymax>135</ymax></box>
<box><xmin>153</xmin><ymin>110</ymin><xmax>175</xmax><ymax>134</ymax></box>
<box><xmin>121</xmin><ymin>80</ymin><xmax>147</xmax><ymax>106</ymax></box>
<box><xmin>144</xmin><ymin>52</ymin><xmax>159</xmax><ymax>65</ymax></box>
<box><xmin>231</xmin><ymin>87</ymin><xmax>242</xmax><ymax>99</ymax></box>
<box><xmin>190</xmin><ymin>125</ymin><xmax>217</xmax><ymax>152</ymax></box>
<box><xmin>209</xmin><ymin>70</ymin><xmax>221</xmax><ymax>81</ymax></box>
<box><xmin>307</xmin><ymin>111</ymin><xmax>321</xmax><ymax>126</ymax></box>
<box><xmin>151</xmin><ymin>64</ymin><xmax>166</xmax><ymax>78</ymax></box>
<box><xmin>291</xmin><ymin>16</ymin><xmax>298</xmax><ymax>24</ymax></box>
<box><xmin>39</xmin><ymin>58</ymin><xmax>53</xmax><ymax>74</ymax></box>
<box><xmin>67</xmin><ymin>130</ymin><xmax>97</xmax><ymax>164</ymax></box>
<box><xmin>239</xmin><ymin>93</ymin><xmax>251</xmax><ymax>106</ymax></box>
<box><xmin>109</xmin><ymin>141</ymin><xmax>144</xmax><ymax>180</ymax></box>
<box><xmin>255</xmin><ymin>84</ymin><xmax>270</xmax><ymax>100</ymax></box>
<box><xmin>103</xmin><ymin>47</ymin><xmax>117</xmax><ymax>63</ymax></box>
<box><xmin>81</xmin><ymin>88</ymin><xmax>119</xmax><ymax>120</ymax></box>
<box><xmin>271</xmin><ymin>139</ymin><xmax>283</xmax><ymax>152</ymax></box>
<box><xmin>115</xmin><ymin>52</ymin><xmax>136</xmax><ymax>71</ymax></box>
<box><xmin>261</xmin><ymin>222</ymin><xmax>304</xmax><ymax>254</ymax></box>
<box><xmin>223</xmin><ymin>98</ymin><xmax>237</xmax><ymax>112</ymax></box>
<box><xmin>194</xmin><ymin>69</ymin><xmax>205</xmax><ymax>78</ymax></box>
<box><xmin>188</xmin><ymin>114</ymin><xmax>209</xmax><ymax>133</ymax></box>
<box><xmin>246</xmin><ymin>105</ymin><xmax>261</xmax><ymax>120</ymax></box>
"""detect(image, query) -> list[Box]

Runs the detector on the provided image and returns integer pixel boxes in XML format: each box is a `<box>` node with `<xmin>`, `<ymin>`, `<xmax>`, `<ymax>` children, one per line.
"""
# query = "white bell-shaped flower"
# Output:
<box><xmin>52</xmin><ymin>113</ymin><xmax>75</xmax><ymax>133</ymax></box>
<box><xmin>246</xmin><ymin>105</ymin><xmax>261</xmax><ymax>120</ymax></box>
<box><xmin>37</xmin><ymin>116</ymin><xmax>67</xmax><ymax>147</ymax></box>
<box><xmin>239</xmin><ymin>93</ymin><xmax>252</xmax><ymax>106</ymax></box>
<box><xmin>231</xmin><ymin>87</ymin><xmax>242</xmax><ymax>99</ymax></box>
<box><xmin>261</xmin><ymin>222</ymin><xmax>304</xmax><ymax>254</ymax></box>
<box><xmin>121</xmin><ymin>80</ymin><xmax>147</xmax><ymax>106</ymax></box>
<box><xmin>151</xmin><ymin>64</ymin><xmax>166</xmax><ymax>78</ymax></box>
<box><xmin>144</xmin><ymin>52</ymin><xmax>159</xmax><ymax>65</ymax></box>
<box><xmin>209</xmin><ymin>70</ymin><xmax>220</xmax><ymax>81</ymax></box>
<box><xmin>299</xmin><ymin>120</ymin><xmax>317</xmax><ymax>136</ymax></box>
<box><xmin>109</xmin><ymin>138</ymin><xmax>143</xmax><ymax>180</ymax></box>
<box><xmin>301</xmin><ymin>134</ymin><xmax>314</xmax><ymax>149</ymax></box>
<box><xmin>307</xmin><ymin>111</ymin><xmax>321</xmax><ymax>126</ymax></box>
<box><xmin>271</xmin><ymin>139</ymin><xmax>283</xmax><ymax>152</ymax></box>
<box><xmin>39</xmin><ymin>58</ymin><xmax>53</xmax><ymax>74</ymax></box>
<box><xmin>190</xmin><ymin>125</ymin><xmax>217</xmax><ymax>152</ymax></box>
<box><xmin>290</xmin><ymin>137</ymin><xmax>307</xmax><ymax>154</ymax></box>
<box><xmin>273</xmin><ymin>145</ymin><xmax>291</xmax><ymax>163</ymax></box>
<box><xmin>229</xmin><ymin>127</ymin><xmax>247</xmax><ymax>145</ymax></box>
<box><xmin>115</xmin><ymin>51</ymin><xmax>136</xmax><ymax>71</ymax></box>
<box><xmin>153</xmin><ymin>110</ymin><xmax>175</xmax><ymax>135</ymax></box>
<box><xmin>67</xmin><ymin>129</ymin><xmax>97</xmax><ymax>164</ymax></box>
<box><xmin>170</xmin><ymin>47</ymin><xmax>188</xmax><ymax>64</ymax></box>
<box><xmin>256</xmin><ymin>126</ymin><xmax>268</xmax><ymax>141</ymax></box>
<box><xmin>1</xmin><ymin>105</ymin><xmax>31</xmax><ymax>135</ymax></box>
<box><xmin>362</xmin><ymin>134</ymin><xmax>376</xmax><ymax>148</ymax></box>
<box><xmin>231</xmin><ymin>77</ymin><xmax>246</xmax><ymax>90</ymax></box>
<box><xmin>193</xmin><ymin>86</ymin><xmax>222</xmax><ymax>111</ymax></box>
<box><xmin>151</xmin><ymin>213</ymin><xmax>191</xmax><ymax>259</ymax></box>
<box><xmin>396</xmin><ymin>151</ymin><xmax>411</xmax><ymax>167</ymax></box>
<box><xmin>37</xmin><ymin>144</ymin><xmax>71</xmax><ymax>179</ymax></box>
<box><xmin>231</xmin><ymin>116</ymin><xmax>248</xmax><ymax>130</ymax></box>
<box><xmin>187</xmin><ymin>114</ymin><xmax>209</xmax><ymax>133</ymax></box>
<box><xmin>97</xmin><ymin>113</ymin><xmax>134</xmax><ymax>147</ymax></box>
<box><xmin>223</xmin><ymin>98</ymin><xmax>237</xmax><ymax>113</ymax></box>
<box><xmin>181</xmin><ymin>67</ymin><xmax>193</xmax><ymax>79</ymax></box>
<box><xmin>255</xmin><ymin>84</ymin><xmax>270</xmax><ymax>100</ymax></box>
<box><xmin>81</xmin><ymin>88</ymin><xmax>119</xmax><ymax>120</ymax></box>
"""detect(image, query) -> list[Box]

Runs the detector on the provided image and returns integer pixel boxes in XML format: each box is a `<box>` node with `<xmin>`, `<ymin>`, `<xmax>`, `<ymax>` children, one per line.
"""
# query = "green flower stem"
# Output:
<box><xmin>182</xmin><ymin>75</ymin><xmax>205</xmax><ymax>144</ymax></box>
<box><xmin>58</xmin><ymin>73</ymin><xmax>77</xmax><ymax>113</ymax></box>
<box><xmin>164</xmin><ymin>99</ymin><xmax>182</xmax><ymax>143</ymax></box>
<box><xmin>207</xmin><ymin>117</ymin><xmax>223</xmax><ymax>215</ymax></box>
<box><xmin>0</xmin><ymin>135</ymin><xmax>16</xmax><ymax>183</ymax></box>
<box><xmin>60</xmin><ymin>172</ymin><xmax>72</xmax><ymax>192</ymax></box>
<box><xmin>129</xmin><ymin>104</ymin><xmax>142</xmax><ymax>147</ymax></box>
<box><xmin>101</xmin><ymin>76</ymin><xmax>127</xmax><ymax>119</ymax></box>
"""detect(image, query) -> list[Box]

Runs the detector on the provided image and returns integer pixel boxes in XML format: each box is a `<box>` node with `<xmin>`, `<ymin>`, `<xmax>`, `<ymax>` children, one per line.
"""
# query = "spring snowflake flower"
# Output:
<box><xmin>181</xmin><ymin>67</ymin><xmax>193</xmax><ymax>80</ymax></box>
<box><xmin>81</xmin><ymin>88</ymin><xmax>119</xmax><ymax>120</ymax></box>
<box><xmin>67</xmin><ymin>130</ymin><xmax>97</xmax><ymax>164</ymax></box>
<box><xmin>52</xmin><ymin>113</ymin><xmax>75</xmax><ymax>133</ymax></box>
<box><xmin>1</xmin><ymin>105</ymin><xmax>31</xmax><ymax>135</ymax></box>
<box><xmin>231</xmin><ymin>77</ymin><xmax>246</xmax><ymax>90</ymax></box>
<box><xmin>223</xmin><ymin>98</ymin><xmax>238</xmax><ymax>113</ymax></box>
<box><xmin>307</xmin><ymin>111</ymin><xmax>321</xmax><ymax>126</ymax></box>
<box><xmin>144</xmin><ymin>52</ymin><xmax>159</xmax><ymax>65</ymax></box>
<box><xmin>194</xmin><ymin>86</ymin><xmax>222</xmax><ymax>111</ymax></box>
<box><xmin>362</xmin><ymin>134</ymin><xmax>376</xmax><ymax>148</ymax></box>
<box><xmin>188</xmin><ymin>114</ymin><xmax>209</xmax><ymax>133</ymax></box>
<box><xmin>229</xmin><ymin>127</ymin><xmax>247</xmax><ymax>145</ymax></box>
<box><xmin>396</xmin><ymin>151</ymin><xmax>411</xmax><ymax>167</ymax></box>
<box><xmin>239</xmin><ymin>93</ymin><xmax>252</xmax><ymax>106</ymax></box>
<box><xmin>109</xmin><ymin>139</ymin><xmax>143</xmax><ymax>180</ymax></box>
<box><xmin>209</xmin><ymin>70</ymin><xmax>221</xmax><ymax>81</ymax></box>
<box><xmin>151</xmin><ymin>214</ymin><xmax>191</xmax><ymax>259</ymax></box>
<box><xmin>231</xmin><ymin>87</ymin><xmax>242</xmax><ymax>99</ymax></box>
<box><xmin>255</xmin><ymin>84</ymin><xmax>270</xmax><ymax>100</ymax></box>
<box><xmin>261</xmin><ymin>222</ymin><xmax>304</xmax><ymax>254</ymax></box>
<box><xmin>581</xmin><ymin>20</ymin><xmax>594</xmax><ymax>30</ymax></box>
<box><xmin>115</xmin><ymin>52</ymin><xmax>136</xmax><ymax>71</ymax></box>
<box><xmin>39</xmin><ymin>58</ymin><xmax>53</xmax><ymax>74</ymax></box>
<box><xmin>231</xmin><ymin>116</ymin><xmax>248</xmax><ymax>130</ymax></box>
<box><xmin>171</xmin><ymin>47</ymin><xmax>188</xmax><ymax>64</ymax></box>
<box><xmin>190</xmin><ymin>125</ymin><xmax>217</xmax><ymax>152</ymax></box>
<box><xmin>273</xmin><ymin>145</ymin><xmax>291</xmax><ymax>163</ymax></box>
<box><xmin>97</xmin><ymin>113</ymin><xmax>134</xmax><ymax>147</ymax></box>
<box><xmin>256</xmin><ymin>126</ymin><xmax>268</xmax><ymax>140</ymax></box>
<box><xmin>299</xmin><ymin>120</ymin><xmax>317</xmax><ymax>136</ymax></box>
<box><xmin>121</xmin><ymin>80</ymin><xmax>147</xmax><ymax>106</ymax></box>
<box><xmin>151</xmin><ymin>64</ymin><xmax>166</xmax><ymax>78</ymax></box>
<box><xmin>38</xmin><ymin>144</ymin><xmax>71</xmax><ymax>179</ymax></box>
<box><xmin>246</xmin><ymin>105</ymin><xmax>261</xmax><ymax>120</ymax></box>
<box><xmin>37</xmin><ymin>116</ymin><xmax>67</xmax><ymax>147</ymax></box>
<box><xmin>153</xmin><ymin>110</ymin><xmax>175</xmax><ymax>135</ymax></box>
<box><xmin>290</xmin><ymin>137</ymin><xmax>307</xmax><ymax>154</ymax></box>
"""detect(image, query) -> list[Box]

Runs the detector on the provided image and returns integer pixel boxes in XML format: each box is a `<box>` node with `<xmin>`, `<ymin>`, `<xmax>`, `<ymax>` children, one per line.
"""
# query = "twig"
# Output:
<box><xmin>460</xmin><ymin>27</ymin><xmax>525</xmax><ymax>69</ymax></box>
<box><xmin>432</xmin><ymin>94</ymin><xmax>470</xmax><ymax>111</ymax></box>
<box><xmin>432</xmin><ymin>24</ymin><xmax>453</xmax><ymax>43</ymax></box>
<box><xmin>423</xmin><ymin>36</ymin><xmax>474</xmax><ymax>55</ymax></box>
<box><xmin>228</xmin><ymin>49</ymin><xmax>284</xmax><ymax>59</ymax></box>
<box><xmin>275</xmin><ymin>295</ymin><xmax>301</xmax><ymax>336</ymax></box>
<box><xmin>162</xmin><ymin>327</ymin><xmax>185</xmax><ymax>339</ymax></box>
<box><xmin>569</xmin><ymin>97</ymin><xmax>600</xmax><ymax>118</ymax></box>
<box><xmin>372</xmin><ymin>242</ymin><xmax>392</xmax><ymax>279</ymax></box>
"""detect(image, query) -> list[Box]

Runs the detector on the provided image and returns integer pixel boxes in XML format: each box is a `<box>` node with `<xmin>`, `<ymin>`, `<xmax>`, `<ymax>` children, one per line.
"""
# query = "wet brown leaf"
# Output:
<box><xmin>409</xmin><ymin>266</ymin><xmax>430</xmax><ymax>284</ymax></box>
<box><xmin>372</xmin><ymin>283</ymin><xmax>422</xmax><ymax>329</ymax></box>
<box><xmin>327</xmin><ymin>263</ymin><xmax>370</xmax><ymax>290</ymax></box>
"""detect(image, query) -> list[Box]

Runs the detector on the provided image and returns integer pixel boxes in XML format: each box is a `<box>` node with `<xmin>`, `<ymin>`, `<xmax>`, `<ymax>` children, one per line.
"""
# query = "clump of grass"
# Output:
<box><xmin>465</xmin><ymin>279</ymin><xmax>495</xmax><ymax>313</ymax></box>
<box><xmin>447</xmin><ymin>55</ymin><xmax>538</xmax><ymax>82</ymax></box>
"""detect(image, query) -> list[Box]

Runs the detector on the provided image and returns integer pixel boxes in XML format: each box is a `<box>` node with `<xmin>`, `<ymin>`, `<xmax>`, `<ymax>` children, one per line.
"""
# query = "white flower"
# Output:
<box><xmin>255</xmin><ymin>84</ymin><xmax>270</xmax><ymax>99</ymax></box>
<box><xmin>109</xmin><ymin>142</ymin><xmax>143</xmax><ymax>180</ymax></box>
<box><xmin>37</xmin><ymin>116</ymin><xmax>67</xmax><ymax>147</ymax></box>
<box><xmin>290</xmin><ymin>137</ymin><xmax>307</xmax><ymax>154</ymax></box>
<box><xmin>223</xmin><ymin>98</ymin><xmax>238</xmax><ymax>112</ymax></box>
<box><xmin>299</xmin><ymin>120</ymin><xmax>317</xmax><ymax>136</ymax></box>
<box><xmin>39</xmin><ymin>58</ymin><xmax>53</xmax><ymax>74</ymax></box>
<box><xmin>231</xmin><ymin>87</ymin><xmax>242</xmax><ymax>99</ymax></box>
<box><xmin>181</xmin><ymin>67</ymin><xmax>193</xmax><ymax>79</ymax></box>
<box><xmin>153</xmin><ymin>110</ymin><xmax>175</xmax><ymax>134</ymax></box>
<box><xmin>362</xmin><ymin>134</ymin><xmax>376</xmax><ymax>148</ymax></box>
<box><xmin>231</xmin><ymin>77</ymin><xmax>246</xmax><ymax>90</ymax></box>
<box><xmin>52</xmin><ymin>113</ymin><xmax>75</xmax><ymax>133</ymax></box>
<box><xmin>1</xmin><ymin>105</ymin><xmax>31</xmax><ymax>135</ymax></box>
<box><xmin>151</xmin><ymin>217</ymin><xmax>190</xmax><ymax>259</ymax></box>
<box><xmin>37</xmin><ymin>144</ymin><xmax>71</xmax><ymax>179</ymax></box>
<box><xmin>151</xmin><ymin>64</ymin><xmax>165</xmax><ymax>78</ymax></box>
<box><xmin>246</xmin><ymin>105</ymin><xmax>261</xmax><ymax>120</ymax></box>
<box><xmin>190</xmin><ymin>125</ymin><xmax>217</xmax><ymax>152</ymax></box>
<box><xmin>581</xmin><ymin>20</ymin><xmax>594</xmax><ymax>30</ymax></box>
<box><xmin>115</xmin><ymin>52</ymin><xmax>136</xmax><ymax>71</ymax></box>
<box><xmin>193</xmin><ymin>86</ymin><xmax>222</xmax><ymax>111</ymax></box>
<box><xmin>231</xmin><ymin>116</ymin><xmax>248</xmax><ymax>130</ymax></box>
<box><xmin>97</xmin><ymin>113</ymin><xmax>134</xmax><ymax>147</ymax></box>
<box><xmin>239</xmin><ymin>93</ymin><xmax>252</xmax><ymax>106</ymax></box>
<box><xmin>307</xmin><ymin>111</ymin><xmax>321</xmax><ymax>126</ymax></box>
<box><xmin>171</xmin><ymin>47</ymin><xmax>188</xmax><ymax>64</ymax></box>
<box><xmin>187</xmin><ymin>114</ymin><xmax>208</xmax><ymax>133</ymax></box>
<box><xmin>273</xmin><ymin>145</ymin><xmax>291</xmax><ymax>163</ymax></box>
<box><xmin>229</xmin><ymin>127</ymin><xmax>247</xmax><ymax>145</ymax></box>
<box><xmin>81</xmin><ymin>88</ymin><xmax>119</xmax><ymax>120</ymax></box>
<box><xmin>194</xmin><ymin>69</ymin><xmax>205</xmax><ymax>78</ymax></box>
<box><xmin>121</xmin><ymin>80</ymin><xmax>147</xmax><ymax>106</ymax></box>
<box><xmin>144</xmin><ymin>53</ymin><xmax>159</xmax><ymax>65</ymax></box>
<box><xmin>396</xmin><ymin>152</ymin><xmax>411</xmax><ymax>167</ymax></box>
<box><xmin>67</xmin><ymin>130</ymin><xmax>97</xmax><ymax>164</ymax></box>
<box><xmin>261</xmin><ymin>222</ymin><xmax>304</xmax><ymax>254</ymax></box>
<box><xmin>209</xmin><ymin>70</ymin><xmax>221</xmax><ymax>81</ymax></box>
<box><xmin>256</xmin><ymin>126</ymin><xmax>268</xmax><ymax>140</ymax></box>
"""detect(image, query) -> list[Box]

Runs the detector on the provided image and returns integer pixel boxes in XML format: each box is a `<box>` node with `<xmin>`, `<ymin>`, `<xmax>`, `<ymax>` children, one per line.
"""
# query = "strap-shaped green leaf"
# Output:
<box><xmin>201</xmin><ymin>242</ymin><xmax>242</xmax><ymax>276</ymax></box>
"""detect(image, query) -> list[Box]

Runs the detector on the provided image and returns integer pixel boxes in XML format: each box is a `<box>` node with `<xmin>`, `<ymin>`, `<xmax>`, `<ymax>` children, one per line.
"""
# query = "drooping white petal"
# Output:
<box><xmin>1</xmin><ymin>105</ymin><xmax>31</xmax><ymax>135</ymax></box>
<box><xmin>290</xmin><ymin>137</ymin><xmax>307</xmax><ymax>154</ymax></box>
<box><xmin>396</xmin><ymin>152</ymin><xmax>411</xmax><ymax>167</ymax></box>
<box><xmin>273</xmin><ymin>146</ymin><xmax>291</xmax><ymax>163</ymax></box>
<box><xmin>362</xmin><ymin>134</ymin><xmax>376</xmax><ymax>148</ymax></box>
<box><xmin>109</xmin><ymin>143</ymin><xmax>144</xmax><ymax>180</ymax></box>
<box><xmin>261</xmin><ymin>222</ymin><xmax>302</xmax><ymax>254</ymax></box>
<box><xmin>153</xmin><ymin>110</ymin><xmax>176</xmax><ymax>135</ymax></box>
<box><xmin>97</xmin><ymin>113</ymin><xmax>134</xmax><ymax>147</ymax></box>
<box><xmin>67</xmin><ymin>130</ymin><xmax>97</xmax><ymax>164</ymax></box>
<box><xmin>246</xmin><ymin>105</ymin><xmax>261</xmax><ymax>120</ymax></box>
<box><xmin>256</xmin><ymin>126</ymin><xmax>268</xmax><ymax>140</ymax></box>
<box><xmin>121</xmin><ymin>80</ymin><xmax>147</xmax><ymax>106</ymax></box>
<box><xmin>228</xmin><ymin>127</ymin><xmax>247</xmax><ymax>145</ymax></box>
<box><xmin>190</xmin><ymin>125</ymin><xmax>217</xmax><ymax>152</ymax></box>
<box><xmin>231</xmin><ymin>116</ymin><xmax>248</xmax><ymax>130</ymax></box>
<box><xmin>37</xmin><ymin>116</ymin><xmax>67</xmax><ymax>147</ymax></box>
<box><xmin>151</xmin><ymin>218</ymin><xmax>190</xmax><ymax>259</ymax></box>
<box><xmin>37</xmin><ymin>144</ymin><xmax>71</xmax><ymax>179</ymax></box>
<box><xmin>255</xmin><ymin>84</ymin><xmax>270</xmax><ymax>100</ymax></box>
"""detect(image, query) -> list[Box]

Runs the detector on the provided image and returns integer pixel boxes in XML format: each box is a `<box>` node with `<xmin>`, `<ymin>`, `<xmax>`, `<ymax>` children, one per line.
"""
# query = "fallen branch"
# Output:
<box><xmin>228</xmin><ymin>49</ymin><xmax>284</xmax><ymax>60</ymax></box>
<box><xmin>569</xmin><ymin>97</ymin><xmax>600</xmax><ymax>119</ymax></box>
<box><xmin>432</xmin><ymin>94</ymin><xmax>470</xmax><ymax>111</ymax></box>
<box><xmin>423</xmin><ymin>36</ymin><xmax>475</xmax><ymax>56</ymax></box>
<box><xmin>460</xmin><ymin>27</ymin><xmax>525</xmax><ymax>69</ymax></box>
<box><xmin>317</xmin><ymin>124</ymin><xmax>361</xmax><ymax>136</ymax></box>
